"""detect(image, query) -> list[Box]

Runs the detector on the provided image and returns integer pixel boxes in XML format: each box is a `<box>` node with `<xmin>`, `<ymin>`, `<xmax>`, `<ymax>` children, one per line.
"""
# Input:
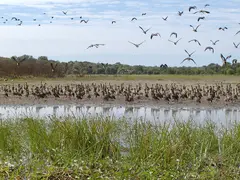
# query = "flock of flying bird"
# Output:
<box><xmin>86</xmin><ymin>4</ymin><xmax>239</xmax><ymax>66</ymax></box>
<box><xmin>2</xmin><ymin>3</ymin><xmax>240</xmax><ymax>66</ymax></box>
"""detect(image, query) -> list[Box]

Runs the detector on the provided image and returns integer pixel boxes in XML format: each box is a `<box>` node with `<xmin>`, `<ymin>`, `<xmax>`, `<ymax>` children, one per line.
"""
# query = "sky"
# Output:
<box><xmin>0</xmin><ymin>0</ymin><xmax>239</xmax><ymax>67</ymax></box>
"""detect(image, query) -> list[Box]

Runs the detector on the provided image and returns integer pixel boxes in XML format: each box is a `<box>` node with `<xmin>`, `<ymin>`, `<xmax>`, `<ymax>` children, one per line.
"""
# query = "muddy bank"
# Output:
<box><xmin>0</xmin><ymin>96</ymin><xmax>238</xmax><ymax>109</ymax></box>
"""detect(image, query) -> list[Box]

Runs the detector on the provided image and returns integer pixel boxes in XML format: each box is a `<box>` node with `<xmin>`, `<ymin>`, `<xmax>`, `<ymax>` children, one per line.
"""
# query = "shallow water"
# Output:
<box><xmin>0</xmin><ymin>105</ymin><xmax>239</xmax><ymax>126</ymax></box>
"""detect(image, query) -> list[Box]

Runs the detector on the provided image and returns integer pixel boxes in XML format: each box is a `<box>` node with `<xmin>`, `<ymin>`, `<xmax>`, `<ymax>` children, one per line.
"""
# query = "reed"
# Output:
<box><xmin>1</xmin><ymin>117</ymin><xmax>240</xmax><ymax>179</ymax></box>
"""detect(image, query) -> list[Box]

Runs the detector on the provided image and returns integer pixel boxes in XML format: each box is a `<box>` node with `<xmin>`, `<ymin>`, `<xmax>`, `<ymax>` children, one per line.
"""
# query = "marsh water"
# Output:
<box><xmin>0</xmin><ymin>105</ymin><xmax>239</xmax><ymax>126</ymax></box>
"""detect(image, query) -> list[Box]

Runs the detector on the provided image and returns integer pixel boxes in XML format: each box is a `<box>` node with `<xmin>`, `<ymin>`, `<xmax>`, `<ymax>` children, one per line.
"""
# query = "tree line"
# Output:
<box><xmin>0</xmin><ymin>55</ymin><xmax>239</xmax><ymax>78</ymax></box>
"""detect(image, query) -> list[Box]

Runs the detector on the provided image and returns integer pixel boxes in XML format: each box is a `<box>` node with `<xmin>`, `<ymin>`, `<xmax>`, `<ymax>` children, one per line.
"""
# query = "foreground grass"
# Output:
<box><xmin>1</xmin><ymin>74</ymin><xmax>240</xmax><ymax>83</ymax></box>
<box><xmin>1</xmin><ymin>117</ymin><xmax>240</xmax><ymax>179</ymax></box>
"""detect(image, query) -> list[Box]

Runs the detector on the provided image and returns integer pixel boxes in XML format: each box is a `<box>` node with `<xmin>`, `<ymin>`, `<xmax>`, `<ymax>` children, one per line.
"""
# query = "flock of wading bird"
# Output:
<box><xmin>1</xmin><ymin>82</ymin><xmax>240</xmax><ymax>104</ymax></box>
<box><xmin>3</xmin><ymin>3</ymin><xmax>240</xmax><ymax>67</ymax></box>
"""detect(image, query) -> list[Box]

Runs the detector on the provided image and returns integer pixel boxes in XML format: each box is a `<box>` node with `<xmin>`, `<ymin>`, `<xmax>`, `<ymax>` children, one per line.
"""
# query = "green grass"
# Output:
<box><xmin>1</xmin><ymin>117</ymin><xmax>240</xmax><ymax>179</ymax></box>
<box><xmin>1</xmin><ymin>74</ymin><xmax>240</xmax><ymax>83</ymax></box>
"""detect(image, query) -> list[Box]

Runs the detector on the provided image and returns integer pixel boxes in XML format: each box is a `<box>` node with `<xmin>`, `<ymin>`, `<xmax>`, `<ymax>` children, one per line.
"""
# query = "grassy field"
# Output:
<box><xmin>1</xmin><ymin>74</ymin><xmax>240</xmax><ymax>83</ymax></box>
<box><xmin>1</xmin><ymin>117</ymin><xmax>240</xmax><ymax>179</ymax></box>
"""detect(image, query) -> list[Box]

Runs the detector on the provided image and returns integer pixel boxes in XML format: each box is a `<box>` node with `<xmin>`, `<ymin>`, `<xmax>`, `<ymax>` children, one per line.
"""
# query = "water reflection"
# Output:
<box><xmin>0</xmin><ymin>105</ymin><xmax>239</xmax><ymax>126</ymax></box>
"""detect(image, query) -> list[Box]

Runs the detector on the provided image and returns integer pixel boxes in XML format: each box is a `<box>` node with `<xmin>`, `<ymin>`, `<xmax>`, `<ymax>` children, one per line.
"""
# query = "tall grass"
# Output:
<box><xmin>1</xmin><ymin>117</ymin><xmax>240</xmax><ymax>179</ymax></box>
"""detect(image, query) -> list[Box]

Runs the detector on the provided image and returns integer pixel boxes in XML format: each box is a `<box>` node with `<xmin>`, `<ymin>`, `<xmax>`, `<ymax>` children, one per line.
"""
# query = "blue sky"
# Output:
<box><xmin>0</xmin><ymin>0</ymin><xmax>239</xmax><ymax>67</ymax></box>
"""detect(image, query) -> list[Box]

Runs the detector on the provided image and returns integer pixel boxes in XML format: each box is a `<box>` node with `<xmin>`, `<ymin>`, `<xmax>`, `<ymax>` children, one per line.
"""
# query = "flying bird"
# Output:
<box><xmin>170</xmin><ymin>32</ymin><xmax>178</xmax><ymax>38</ymax></box>
<box><xmin>62</xmin><ymin>11</ymin><xmax>68</xmax><ymax>15</ymax></box>
<box><xmin>87</xmin><ymin>44</ymin><xmax>95</xmax><ymax>49</ymax></box>
<box><xmin>210</xmin><ymin>40</ymin><xmax>220</xmax><ymax>45</ymax></box>
<box><xmin>160</xmin><ymin>64</ymin><xmax>168</xmax><ymax>68</ymax></box>
<box><xmin>17</xmin><ymin>21</ymin><xmax>22</xmax><ymax>26</ymax></box>
<box><xmin>150</xmin><ymin>33</ymin><xmax>161</xmax><ymax>39</ymax></box>
<box><xmin>188</xmin><ymin>39</ymin><xmax>201</xmax><ymax>46</ymax></box>
<box><xmin>221</xmin><ymin>54</ymin><xmax>232</xmax><ymax>65</ymax></box>
<box><xmin>11</xmin><ymin>17</ymin><xmax>17</xmax><ymax>21</ymax></box>
<box><xmin>194</xmin><ymin>10</ymin><xmax>210</xmax><ymax>14</ymax></box>
<box><xmin>51</xmin><ymin>63</ymin><xmax>58</xmax><ymax>72</ymax></box>
<box><xmin>142</xmin><ymin>13</ymin><xmax>146</xmax><ymax>16</ymax></box>
<box><xmin>87</xmin><ymin>44</ymin><xmax>105</xmax><ymax>49</ymax></box>
<box><xmin>11</xmin><ymin>56</ymin><xmax>27</xmax><ymax>66</ymax></box>
<box><xmin>168</xmin><ymin>38</ymin><xmax>182</xmax><ymax>45</ymax></box>
<box><xmin>139</xmin><ymin>26</ymin><xmax>151</xmax><ymax>34</ymax></box>
<box><xmin>178</xmin><ymin>11</ymin><xmax>183</xmax><ymax>16</ymax></box>
<box><xmin>181</xmin><ymin>57</ymin><xmax>197</xmax><ymax>65</ymax></box>
<box><xmin>219</xmin><ymin>27</ymin><xmax>228</xmax><ymax>31</ymax></box>
<box><xmin>184</xmin><ymin>50</ymin><xmax>196</xmax><ymax>57</ymax></box>
<box><xmin>189</xmin><ymin>6</ymin><xmax>197</xmax><ymax>12</ymax></box>
<box><xmin>80</xmin><ymin>19</ymin><xmax>89</xmax><ymax>23</ymax></box>
<box><xmin>128</xmin><ymin>41</ymin><xmax>146</xmax><ymax>48</ymax></box>
<box><xmin>233</xmin><ymin>42</ymin><xmax>240</xmax><ymax>48</ymax></box>
<box><xmin>190</xmin><ymin>24</ymin><xmax>201</xmax><ymax>32</ymax></box>
<box><xmin>94</xmin><ymin>44</ymin><xmax>105</xmax><ymax>48</ymax></box>
<box><xmin>162</xmin><ymin>16</ymin><xmax>168</xmax><ymax>21</ymax></box>
<box><xmin>131</xmin><ymin>17</ymin><xmax>137</xmax><ymax>21</ymax></box>
<box><xmin>112</xmin><ymin>21</ymin><xmax>116</xmax><ymax>24</ymax></box>
<box><xmin>232</xmin><ymin>59</ymin><xmax>238</xmax><ymax>64</ymax></box>
<box><xmin>235</xmin><ymin>30</ymin><xmax>240</xmax><ymax>35</ymax></box>
<box><xmin>205</xmin><ymin>46</ymin><xmax>214</xmax><ymax>53</ymax></box>
<box><xmin>204</xmin><ymin>4</ymin><xmax>210</xmax><ymax>7</ymax></box>
<box><xmin>197</xmin><ymin>17</ymin><xmax>205</xmax><ymax>22</ymax></box>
